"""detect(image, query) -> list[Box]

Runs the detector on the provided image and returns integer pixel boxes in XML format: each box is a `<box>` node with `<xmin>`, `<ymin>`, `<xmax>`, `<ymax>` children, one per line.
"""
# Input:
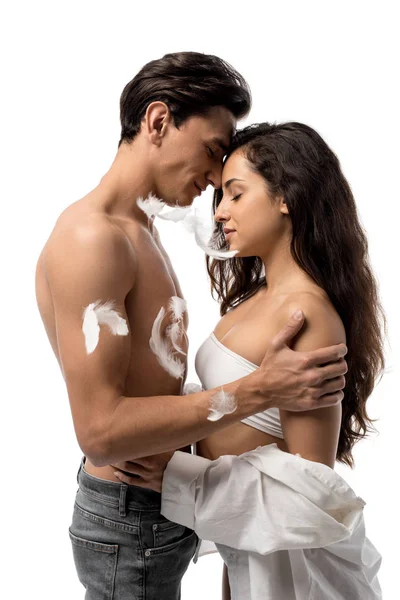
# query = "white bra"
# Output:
<box><xmin>195</xmin><ymin>332</ymin><xmax>284</xmax><ymax>439</ymax></box>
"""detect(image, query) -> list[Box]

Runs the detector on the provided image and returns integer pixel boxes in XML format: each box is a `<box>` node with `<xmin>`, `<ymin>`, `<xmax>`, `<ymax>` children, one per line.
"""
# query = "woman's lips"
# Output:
<box><xmin>225</xmin><ymin>231</ymin><xmax>236</xmax><ymax>240</ymax></box>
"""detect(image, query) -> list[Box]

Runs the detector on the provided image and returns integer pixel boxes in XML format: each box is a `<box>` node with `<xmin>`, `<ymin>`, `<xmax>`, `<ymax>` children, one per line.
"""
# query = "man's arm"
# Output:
<box><xmin>44</xmin><ymin>221</ymin><xmax>348</xmax><ymax>466</ymax></box>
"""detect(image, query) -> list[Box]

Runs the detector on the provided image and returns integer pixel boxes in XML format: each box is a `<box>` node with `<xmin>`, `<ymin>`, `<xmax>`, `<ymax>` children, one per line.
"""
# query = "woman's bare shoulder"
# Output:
<box><xmin>277</xmin><ymin>289</ymin><xmax>346</xmax><ymax>350</ymax></box>
<box><xmin>276</xmin><ymin>290</ymin><xmax>344</xmax><ymax>467</ymax></box>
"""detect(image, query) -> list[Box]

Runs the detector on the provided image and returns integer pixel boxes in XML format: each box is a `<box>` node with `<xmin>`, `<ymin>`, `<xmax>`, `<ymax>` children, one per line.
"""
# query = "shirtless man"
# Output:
<box><xmin>35</xmin><ymin>52</ymin><xmax>348</xmax><ymax>599</ymax></box>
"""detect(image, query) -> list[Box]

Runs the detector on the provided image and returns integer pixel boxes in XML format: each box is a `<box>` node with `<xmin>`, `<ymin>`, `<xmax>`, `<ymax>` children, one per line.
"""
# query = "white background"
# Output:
<box><xmin>1</xmin><ymin>1</ymin><xmax>398</xmax><ymax>598</ymax></box>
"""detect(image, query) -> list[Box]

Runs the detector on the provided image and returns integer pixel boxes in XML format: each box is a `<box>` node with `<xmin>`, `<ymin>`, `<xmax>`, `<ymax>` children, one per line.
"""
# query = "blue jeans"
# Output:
<box><xmin>69</xmin><ymin>457</ymin><xmax>199</xmax><ymax>599</ymax></box>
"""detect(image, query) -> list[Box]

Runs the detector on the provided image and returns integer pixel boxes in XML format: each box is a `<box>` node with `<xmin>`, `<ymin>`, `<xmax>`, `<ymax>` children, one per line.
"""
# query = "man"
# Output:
<box><xmin>35</xmin><ymin>52</ymin><xmax>347</xmax><ymax>599</ymax></box>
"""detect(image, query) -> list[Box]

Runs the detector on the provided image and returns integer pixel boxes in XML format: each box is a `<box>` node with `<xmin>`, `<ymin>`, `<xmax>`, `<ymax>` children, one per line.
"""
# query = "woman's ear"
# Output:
<box><xmin>279</xmin><ymin>196</ymin><xmax>289</xmax><ymax>215</ymax></box>
<box><xmin>144</xmin><ymin>101</ymin><xmax>171</xmax><ymax>146</ymax></box>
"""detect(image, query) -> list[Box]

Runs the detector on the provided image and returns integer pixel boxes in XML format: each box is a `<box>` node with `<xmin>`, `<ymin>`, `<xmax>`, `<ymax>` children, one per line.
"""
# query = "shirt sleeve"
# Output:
<box><xmin>160</xmin><ymin>448</ymin><xmax>364</xmax><ymax>555</ymax></box>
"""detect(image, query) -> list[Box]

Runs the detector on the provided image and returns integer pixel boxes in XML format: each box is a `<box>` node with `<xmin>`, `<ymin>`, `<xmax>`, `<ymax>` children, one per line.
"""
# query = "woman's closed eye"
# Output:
<box><xmin>231</xmin><ymin>193</ymin><xmax>242</xmax><ymax>201</ymax></box>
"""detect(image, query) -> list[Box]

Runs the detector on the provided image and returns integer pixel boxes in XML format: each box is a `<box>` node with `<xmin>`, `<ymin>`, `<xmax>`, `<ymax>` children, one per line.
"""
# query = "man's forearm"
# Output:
<box><xmin>90</xmin><ymin>374</ymin><xmax>265</xmax><ymax>465</ymax></box>
<box><xmin>177</xmin><ymin>444</ymin><xmax>192</xmax><ymax>454</ymax></box>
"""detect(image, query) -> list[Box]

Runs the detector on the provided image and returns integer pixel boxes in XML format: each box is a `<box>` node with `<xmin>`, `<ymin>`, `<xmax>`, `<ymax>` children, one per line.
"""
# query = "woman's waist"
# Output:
<box><xmin>195</xmin><ymin>422</ymin><xmax>288</xmax><ymax>460</ymax></box>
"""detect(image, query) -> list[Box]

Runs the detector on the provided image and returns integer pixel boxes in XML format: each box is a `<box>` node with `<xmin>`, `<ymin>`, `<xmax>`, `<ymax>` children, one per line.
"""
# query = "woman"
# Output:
<box><xmin>116</xmin><ymin>122</ymin><xmax>385</xmax><ymax>599</ymax></box>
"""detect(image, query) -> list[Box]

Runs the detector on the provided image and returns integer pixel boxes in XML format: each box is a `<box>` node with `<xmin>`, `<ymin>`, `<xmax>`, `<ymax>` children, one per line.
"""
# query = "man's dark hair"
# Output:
<box><xmin>119</xmin><ymin>51</ymin><xmax>251</xmax><ymax>146</ymax></box>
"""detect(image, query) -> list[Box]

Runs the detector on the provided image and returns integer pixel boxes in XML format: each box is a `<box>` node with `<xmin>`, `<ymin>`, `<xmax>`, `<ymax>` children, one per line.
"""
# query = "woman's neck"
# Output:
<box><xmin>260</xmin><ymin>238</ymin><xmax>315</xmax><ymax>295</ymax></box>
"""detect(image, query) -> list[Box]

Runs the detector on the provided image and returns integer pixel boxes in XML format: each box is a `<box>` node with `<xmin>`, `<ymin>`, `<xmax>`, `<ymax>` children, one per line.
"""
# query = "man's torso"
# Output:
<box><xmin>35</xmin><ymin>196</ymin><xmax>189</xmax><ymax>481</ymax></box>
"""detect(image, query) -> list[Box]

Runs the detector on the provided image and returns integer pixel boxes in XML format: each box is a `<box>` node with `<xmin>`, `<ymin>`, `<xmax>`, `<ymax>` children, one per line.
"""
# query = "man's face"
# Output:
<box><xmin>153</xmin><ymin>106</ymin><xmax>236</xmax><ymax>206</ymax></box>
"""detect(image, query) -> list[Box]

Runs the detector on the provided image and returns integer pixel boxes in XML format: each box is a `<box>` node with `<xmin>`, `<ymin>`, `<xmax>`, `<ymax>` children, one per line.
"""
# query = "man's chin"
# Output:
<box><xmin>181</xmin><ymin>193</ymin><xmax>197</xmax><ymax>207</ymax></box>
<box><xmin>167</xmin><ymin>193</ymin><xmax>196</xmax><ymax>208</ymax></box>
<box><xmin>160</xmin><ymin>197</ymin><xmax>191</xmax><ymax>208</ymax></box>
<box><xmin>180</xmin><ymin>199</ymin><xmax>196</xmax><ymax>208</ymax></box>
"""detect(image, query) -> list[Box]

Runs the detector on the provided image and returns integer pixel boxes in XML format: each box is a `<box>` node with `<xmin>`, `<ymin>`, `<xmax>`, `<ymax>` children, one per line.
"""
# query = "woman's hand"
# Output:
<box><xmin>110</xmin><ymin>450</ymin><xmax>176</xmax><ymax>493</ymax></box>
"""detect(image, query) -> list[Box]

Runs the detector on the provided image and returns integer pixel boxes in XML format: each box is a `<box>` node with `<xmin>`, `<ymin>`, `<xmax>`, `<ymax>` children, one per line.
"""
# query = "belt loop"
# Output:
<box><xmin>193</xmin><ymin>535</ymin><xmax>202</xmax><ymax>564</ymax></box>
<box><xmin>77</xmin><ymin>456</ymin><xmax>85</xmax><ymax>484</ymax></box>
<box><xmin>119</xmin><ymin>483</ymin><xmax>128</xmax><ymax>517</ymax></box>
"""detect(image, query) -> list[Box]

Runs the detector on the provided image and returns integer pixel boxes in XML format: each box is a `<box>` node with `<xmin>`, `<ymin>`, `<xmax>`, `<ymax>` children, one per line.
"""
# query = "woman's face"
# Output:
<box><xmin>214</xmin><ymin>150</ymin><xmax>290</xmax><ymax>258</ymax></box>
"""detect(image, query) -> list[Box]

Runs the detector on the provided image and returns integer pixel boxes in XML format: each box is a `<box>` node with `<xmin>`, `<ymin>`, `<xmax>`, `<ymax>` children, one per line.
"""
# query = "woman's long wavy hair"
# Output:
<box><xmin>207</xmin><ymin>122</ymin><xmax>386</xmax><ymax>467</ymax></box>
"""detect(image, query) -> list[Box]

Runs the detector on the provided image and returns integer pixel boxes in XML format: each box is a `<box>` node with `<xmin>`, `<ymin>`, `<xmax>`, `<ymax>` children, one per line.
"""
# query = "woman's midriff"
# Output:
<box><xmin>83</xmin><ymin>422</ymin><xmax>287</xmax><ymax>482</ymax></box>
<box><xmin>196</xmin><ymin>421</ymin><xmax>288</xmax><ymax>460</ymax></box>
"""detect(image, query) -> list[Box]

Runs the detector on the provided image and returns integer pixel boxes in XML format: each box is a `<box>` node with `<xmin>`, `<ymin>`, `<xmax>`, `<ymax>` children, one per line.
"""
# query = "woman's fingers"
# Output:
<box><xmin>114</xmin><ymin>470</ymin><xmax>140</xmax><ymax>485</ymax></box>
<box><xmin>110</xmin><ymin>460</ymin><xmax>147</xmax><ymax>476</ymax></box>
<box><xmin>114</xmin><ymin>470</ymin><xmax>161</xmax><ymax>493</ymax></box>
<box><xmin>112</xmin><ymin>464</ymin><xmax>147</xmax><ymax>479</ymax></box>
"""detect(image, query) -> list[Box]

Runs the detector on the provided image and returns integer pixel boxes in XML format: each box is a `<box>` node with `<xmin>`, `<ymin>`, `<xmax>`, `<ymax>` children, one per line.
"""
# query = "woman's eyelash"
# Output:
<box><xmin>231</xmin><ymin>194</ymin><xmax>242</xmax><ymax>201</ymax></box>
<box><xmin>207</xmin><ymin>146</ymin><xmax>215</xmax><ymax>158</ymax></box>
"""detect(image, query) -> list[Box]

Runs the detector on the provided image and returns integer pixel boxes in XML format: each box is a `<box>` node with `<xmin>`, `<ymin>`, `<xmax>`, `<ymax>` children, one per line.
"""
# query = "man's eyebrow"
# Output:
<box><xmin>223</xmin><ymin>178</ymin><xmax>245</xmax><ymax>189</ymax></box>
<box><xmin>211</xmin><ymin>137</ymin><xmax>230</xmax><ymax>153</ymax></box>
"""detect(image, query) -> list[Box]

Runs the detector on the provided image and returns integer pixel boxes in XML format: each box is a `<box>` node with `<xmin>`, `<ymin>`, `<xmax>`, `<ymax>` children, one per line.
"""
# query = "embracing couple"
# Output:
<box><xmin>35</xmin><ymin>51</ymin><xmax>383</xmax><ymax>599</ymax></box>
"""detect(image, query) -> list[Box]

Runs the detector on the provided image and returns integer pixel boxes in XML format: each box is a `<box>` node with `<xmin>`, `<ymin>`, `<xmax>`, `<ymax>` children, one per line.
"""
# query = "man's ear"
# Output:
<box><xmin>144</xmin><ymin>101</ymin><xmax>171</xmax><ymax>146</ymax></box>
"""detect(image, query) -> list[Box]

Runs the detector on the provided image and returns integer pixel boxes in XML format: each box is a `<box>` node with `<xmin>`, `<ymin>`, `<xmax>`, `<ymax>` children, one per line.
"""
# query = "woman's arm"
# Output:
<box><xmin>160</xmin><ymin>443</ymin><xmax>363</xmax><ymax>554</ymax></box>
<box><xmin>277</xmin><ymin>295</ymin><xmax>346</xmax><ymax>468</ymax></box>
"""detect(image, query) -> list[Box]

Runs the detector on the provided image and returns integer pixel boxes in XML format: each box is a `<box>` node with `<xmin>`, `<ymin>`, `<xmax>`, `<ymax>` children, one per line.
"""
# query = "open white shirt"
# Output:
<box><xmin>161</xmin><ymin>443</ymin><xmax>382</xmax><ymax>600</ymax></box>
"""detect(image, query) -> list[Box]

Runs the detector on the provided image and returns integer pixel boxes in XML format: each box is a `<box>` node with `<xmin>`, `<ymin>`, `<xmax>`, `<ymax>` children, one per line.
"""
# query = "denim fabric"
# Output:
<box><xmin>69</xmin><ymin>457</ymin><xmax>199</xmax><ymax>599</ymax></box>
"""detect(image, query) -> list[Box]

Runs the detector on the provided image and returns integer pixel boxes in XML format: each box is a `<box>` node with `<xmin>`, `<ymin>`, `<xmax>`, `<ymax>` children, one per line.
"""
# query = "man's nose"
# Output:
<box><xmin>206</xmin><ymin>165</ymin><xmax>223</xmax><ymax>191</ymax></box>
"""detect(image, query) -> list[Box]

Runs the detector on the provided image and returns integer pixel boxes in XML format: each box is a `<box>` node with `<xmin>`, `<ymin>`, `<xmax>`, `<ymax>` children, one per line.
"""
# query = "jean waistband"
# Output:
<box><xmin>77</xmin><ymin>456</ymin><xmax>163</xmax><ymax>514</ymax></box>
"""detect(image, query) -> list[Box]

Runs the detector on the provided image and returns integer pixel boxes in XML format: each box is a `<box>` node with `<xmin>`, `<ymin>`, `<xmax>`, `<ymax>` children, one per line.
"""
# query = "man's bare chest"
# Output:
<box><xmin>123</xmin><ymin>226</ymin><xmax>187</xmax><ymax>335</ymax></box>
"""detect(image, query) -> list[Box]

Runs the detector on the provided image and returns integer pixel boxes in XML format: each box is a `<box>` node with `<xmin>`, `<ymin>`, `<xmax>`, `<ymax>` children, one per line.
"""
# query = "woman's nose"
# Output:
<box><xmin>214</xmin><ymin>203</ymin><xmax>230</xmax><ymax>223</ymax></box>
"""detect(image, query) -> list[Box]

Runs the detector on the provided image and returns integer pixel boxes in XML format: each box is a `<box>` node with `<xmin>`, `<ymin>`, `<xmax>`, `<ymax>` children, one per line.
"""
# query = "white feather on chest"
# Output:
<box><xmin>149</xmin><ymin>296</ymin><xmax>188</xmax><ymax>379</ymax></box>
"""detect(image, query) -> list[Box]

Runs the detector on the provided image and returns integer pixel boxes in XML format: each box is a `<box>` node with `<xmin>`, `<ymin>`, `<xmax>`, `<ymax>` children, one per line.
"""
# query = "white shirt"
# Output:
<box><xmin>161</xmin><ymin>443</ymin><xmax>382</xmax><ymax>599</ymax></box>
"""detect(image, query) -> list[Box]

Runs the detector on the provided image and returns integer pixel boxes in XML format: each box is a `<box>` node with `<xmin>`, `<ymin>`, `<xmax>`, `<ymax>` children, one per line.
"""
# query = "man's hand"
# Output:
<box><xmin>251</xmin><ymin>310</ymin><xmax>348</xmax><ymax>411</ymax></box>
<box><xmin>111</xmin><ymin>450</ymin><xmax>175</xmax><ymax>492</ymax></box>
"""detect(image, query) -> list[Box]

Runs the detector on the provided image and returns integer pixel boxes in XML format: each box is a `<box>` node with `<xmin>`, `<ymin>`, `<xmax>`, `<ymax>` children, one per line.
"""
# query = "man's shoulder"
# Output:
<box><xmin>44</xmin><ymin>203</ymin><xmax>138</xmax><ymax>281</ymax></box>
<box><xmin>53</xmin><ymin>201</ymin><xmax>119</xmax><ymax>239</ymax></box>
<box><xmin>52</xmin><ymin>202</ymin><xmax>135</xmax><ymax>252</ymax></box>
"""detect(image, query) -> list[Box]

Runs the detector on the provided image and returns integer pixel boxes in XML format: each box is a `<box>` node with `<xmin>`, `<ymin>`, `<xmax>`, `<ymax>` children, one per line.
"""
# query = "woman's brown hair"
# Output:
<box><xmin>207</xmin><ymin>122</ymin><xmax>386</xmax><ymax>467</ymax></box>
